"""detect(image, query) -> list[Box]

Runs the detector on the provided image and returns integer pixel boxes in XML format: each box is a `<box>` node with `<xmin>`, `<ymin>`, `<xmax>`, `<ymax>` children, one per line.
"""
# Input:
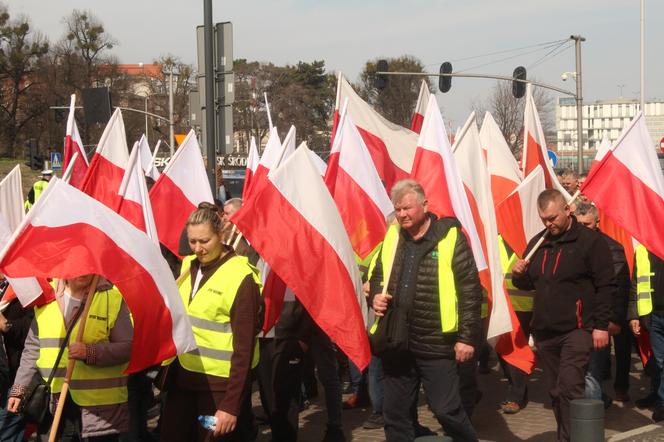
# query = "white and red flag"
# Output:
<box><xmin>149</xmin><ymin>130</ymin><xmax>213</xmax><ymax>258</ymax></box>
<box><xmin>0</xmin><ymin>165</ymin><xmax>24</xmax><ymax>231</ymax></box>
<box><xmin>521</xmin><ymin>85</ymin><xmax>570</xmax><ymax>199</ymax></box>
<box><xmin>0</xmin><ymin>178</ymin><xmax>196</xmax><ymax>372</ymax></box>
<box><xmin>453</xmin><ymin>112</ymin><xmax>535</xmax><ymax>373</ymax></box>
<box><xmin>410</xmin><ymin>96</ymin><xmax>487</xmax><ymax>274</ymax></box>
<box><xmin>410</xmin><ymin>79</ymin><xmax>431</xmax><ymax>134</ymax></box>
<box><xmin>495</xmin><ymin>165</ymin><xmax>546</xmax><ymax>258</ymax></box>
<box><xmin>79</xmin><ymin>108</ymin><xmax>129</xmax><ymax>210</ymax></box>
<box><xmin>582</xmin><ymin>112</ymin><xmax>664</xmax><ymax>260</ymax></box>
<box><xmin>117</xmin><ymin>142</ymin><xmax>159</xmax><ymax>243</ymax></box>
<box><xmin>63</xmin><ymin>94</ymin><xmax>89</xmax><ymax>189</ymax></box>
<box><xmin>242</xmin><ymin>137</ymin><xmax>260</xmax><ymax>199</ymax></box>
<box><xmin>479</xmin><ymin>112</ymin><xmax>522</xmax><ymax>207</ymax></box>
<box><xmin>325</xmin><ymin>107</ymin><xmax>393</xmax><ymax>260</ymax></box>
<box><xmin>333</xmin><ymin>73</ymin><xmax>417</xmax><ymax>191</ymax></box>
<box><xmin>232</xmin><ymin>145</ymin><xmax>370</xmax><ymax>370</ymax></box>
<box><xmin>138</xmin><ymin>135</ymin><xmax>160</xmax><ymax>182</ymax></box>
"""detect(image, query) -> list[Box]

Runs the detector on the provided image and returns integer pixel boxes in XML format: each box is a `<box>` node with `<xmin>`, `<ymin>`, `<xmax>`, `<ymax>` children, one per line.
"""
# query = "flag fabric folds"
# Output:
<box><xmin>242</xmin><ymin>137</ymin><xmax>260</xmax><ymax>199</ymax></box>
<box><xmin>63</xmin><ymin>94</ymin><xmax>89</xmax><ymax>189</ymax></box>
<box><xmin>138</xmin><ymin>135</ymin><xmax>160</xmax><ymax>182</ymax></box>
<box><xmin>0</xmin><ymin>165</ymin><xmax>24</xmax><ymax>232</ymax></box>
<box><xmin>149</xmin><ymin>130</ymin><xmax>213</xmax><ymax>258</ymax></box>
<box><xmin>410</xmin><ymin>79</ymin><xmax>430</xmax><ymax>134</ymax></box>
<box><xmin>582</xmin><ymin>112</ymin><xmax>664</xmax><ymax>261</ymax></box>
<box><xmin>0</xmin><ymin>178</ymin><xmax>196</xmax><ymax>372</ymax></box>
<box><xmin>232</xmin><ymin>146</ymin><xmax>370</xmax><ymax>370</ymax></box>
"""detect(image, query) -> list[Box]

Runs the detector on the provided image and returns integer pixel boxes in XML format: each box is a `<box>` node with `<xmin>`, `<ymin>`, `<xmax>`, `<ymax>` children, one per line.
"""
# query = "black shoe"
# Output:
<box><xmin>362</xmin><ymin>413</ymin><xmax>385</xmax><ymax>429</ymax></box>
<box><xmin>653</xmin><ymin>407</ymin><xmax>664</xmax><ymax>422</ymax></box>
<box><xmin>414</xmin><ymin>422</ymin><xmax>436</xmax><ymax>437</ymax></box>
<box><xmin>636</xmin><ymin>392</ymin><xmax>658</xmax><ymax>409</ymax></box>
<box><xmin>322</xmin><ymin>424</ymin><xmax>346</xmax><ymax>442</ymax></box>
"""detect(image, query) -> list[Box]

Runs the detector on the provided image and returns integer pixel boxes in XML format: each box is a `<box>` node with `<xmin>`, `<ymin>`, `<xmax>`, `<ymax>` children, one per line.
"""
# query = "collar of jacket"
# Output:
<box><xmin>539</xmin><ymin>215</ymin><xmax>582</xmax><ymax>247</ymax></box>
<box><xmin>399</xmin><ymin>214</ymin><xmax>461</xmax><ymax>246</ymax></box>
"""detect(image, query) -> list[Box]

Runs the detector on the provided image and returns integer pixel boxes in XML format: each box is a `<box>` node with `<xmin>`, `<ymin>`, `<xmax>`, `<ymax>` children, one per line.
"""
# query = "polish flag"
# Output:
<box><xmin>495</xmin><ymin>166</ymin><xmax>546</xmax><ymax>258</ymax></box>
<box><xmin>251</xmin><ymin>126</ymin><xmax>293</xmax><ymax>189</ymax></box>
<box><xmin>333</xmin><ymin>73</ymin><xmax>417</xmax><ymax>191</ymax></box>
<box><xmin>242</xmin><ymin>137</ymin><xmax>260</xmax><ymax>199</ymax></box>
<box><xmin>479</xmin><ymin>112</ymin><xmax>522</xmax><ymax>207</ymax></box>
<box><xmin>308</xmin><ymin>151</ymin><xmax>327</xmax><ymax>176</ymax></box>
<box><xmin>410</xmin><ymin>96</ymin><xmax>487</xmax><ymax>275</ymax></box>
<box><xmin>325</xmin><ymin>108</ymin><xmax>393</xmax><ymax>259</ymax></box>
<box><xmin>0</xmin><ymin>166</ymin><xmax>53</xmax><ymax>307</ymax></box>
<box><xmin>582</xmin><ymin>112</ymin><xmax>664</xmax><ymax>261</ymax></box>
<box><xmin>145</xmin><ymin>140</ymin><xmax>162</xmax><ymax>181</ymax></box>
<box><xmin>138</xmin><ymin>135</ymin><xmax>160</xmax><ymax>182</ymax></box>
<box><xmin>149</xmin><ymin>130</ymin><xmax>213</xmax><ymax>258</ymax></box>
<box><xmin>117</xmin><ymin>142</ymin><xmax>159</xmax><ymax>243</ymax></box>
<box><xmin>63</xmin><ymin>94</ymin><xmax>89</xmax><ymax>189</ymax></box>
<box><xmin>232</xmin><ymin>145</ymin><xmax>370</xmax><ymax>369</ymax></box>
<box><xmin>0</xmin><ymin>178</ymin><xmax>196</xmax><ymax>372</ymax></box>
<box><xmin>521</xmin><ymin>85</ymin><xmax>570</xmax><ymax>199</ymax></box>
<box><xmin>80</xmin><ymin>108</ymin><xmax>129</xmax><ymax>211</ymax></box>
<box><xmin>410</xmin><ymin>79</ymin><xmax>431</xmax><ymax>134</ymax></box>
<box><xmin>453</xmin><ymin>112</ymin><xmax>535</xmax><ymax>373</ymax></box>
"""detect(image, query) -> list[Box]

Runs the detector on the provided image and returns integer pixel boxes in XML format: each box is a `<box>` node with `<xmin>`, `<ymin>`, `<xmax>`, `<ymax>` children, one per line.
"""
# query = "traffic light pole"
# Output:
<box><xmin>203</xmin><ymin>0</ymin><xmax>217</xmax><ymax>195</ymax></box>
<box><xmin>572</xmin><ymin>35</ymin><xmax>585</xmax><ymax>175</ymax></box>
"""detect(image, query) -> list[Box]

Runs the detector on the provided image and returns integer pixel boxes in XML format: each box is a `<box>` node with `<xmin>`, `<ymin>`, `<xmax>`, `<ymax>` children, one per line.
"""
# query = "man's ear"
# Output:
<box><xmin>422</xmin><ymin>199</ymin><xmax>428</xmax><ymax>212</ymax></box>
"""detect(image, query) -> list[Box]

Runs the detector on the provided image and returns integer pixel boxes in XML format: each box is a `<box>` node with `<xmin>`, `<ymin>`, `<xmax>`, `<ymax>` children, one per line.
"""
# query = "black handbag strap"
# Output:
<box><xmin>45</xmin><ymin>305</ymin><xmax>86</xmax><ymax>386</ymax></box>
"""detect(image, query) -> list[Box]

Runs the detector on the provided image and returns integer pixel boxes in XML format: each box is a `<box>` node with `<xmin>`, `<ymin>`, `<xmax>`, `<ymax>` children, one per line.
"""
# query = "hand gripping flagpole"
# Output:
<box><xmin>48</xmin><ymin>274</ymin><xmax>100</xmax><ymax>442</ymax></box>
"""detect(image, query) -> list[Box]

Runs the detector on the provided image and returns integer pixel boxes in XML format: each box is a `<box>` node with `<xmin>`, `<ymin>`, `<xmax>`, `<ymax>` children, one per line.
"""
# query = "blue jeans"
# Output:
<box><xmin>348</xmin><ymin>360</ymin><xmax>363</xmax><ymax>395</ymax></box>
<box><xmin>649</xmin><ymin>312</ymin><xmax>664</xmax><ymax>408</ymax></box>
<box><xmin>368</xmin><ymin>356</ymin><xmax>384</xmax><ymax>415</ymax></box>
<box><xmin>0</xmin><ymin>394</ymin><xmax>24</xmax><ymax>442</ymax></box>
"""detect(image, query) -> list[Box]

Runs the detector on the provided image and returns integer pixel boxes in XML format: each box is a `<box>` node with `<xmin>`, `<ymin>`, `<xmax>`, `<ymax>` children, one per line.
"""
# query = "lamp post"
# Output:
<box><xmin>168</xmin><ymin>69</ymin><xmax>175</xmax><ymax>157</ymax></box>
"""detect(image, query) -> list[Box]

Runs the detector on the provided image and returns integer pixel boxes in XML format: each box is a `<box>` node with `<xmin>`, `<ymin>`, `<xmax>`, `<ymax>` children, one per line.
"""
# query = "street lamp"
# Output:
<box><xmin>163</xmin><ymin>66</ymin><xmax>180</xmax><ymax>157</ymax></box>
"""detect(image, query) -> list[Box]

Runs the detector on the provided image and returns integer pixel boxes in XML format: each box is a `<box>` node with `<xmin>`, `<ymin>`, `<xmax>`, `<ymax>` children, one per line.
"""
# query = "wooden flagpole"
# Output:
<box><xmin>48</xmin><ymin>274</ymin><xmax>100</xmax><ymax>442</ymax></box>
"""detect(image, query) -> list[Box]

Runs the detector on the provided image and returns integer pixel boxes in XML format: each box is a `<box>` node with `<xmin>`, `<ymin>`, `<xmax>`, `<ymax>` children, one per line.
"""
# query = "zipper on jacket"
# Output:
<box><xmin>541</xmin><ymin>249</ymin><xmax>548</xmax><ymax>275</ymax></box>
<box><xmin>576</xmin><ymin>299</ymin><xmax>583</xmax><ymax>329</ymax></box>
<box><xmin>553</xmin><ymin>248</ymin><xmax>563</xmax><ymax>275</ymax></box>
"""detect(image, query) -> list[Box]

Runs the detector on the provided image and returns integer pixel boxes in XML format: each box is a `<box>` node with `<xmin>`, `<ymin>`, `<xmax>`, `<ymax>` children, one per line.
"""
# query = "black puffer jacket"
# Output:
<box><xmin>370</xmin><ymin>216</ymin><xmax>482</xmax><ymax>359</ymax></box>
<box><xmin>512</xmin><ymin>217</ymin><xmax>616</xmax><ymax>336</ymax></box>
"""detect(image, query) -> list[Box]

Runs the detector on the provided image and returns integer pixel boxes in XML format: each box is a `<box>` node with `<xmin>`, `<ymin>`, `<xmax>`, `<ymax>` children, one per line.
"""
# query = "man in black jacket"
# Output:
<box><xmin>370</xmin><ymin>179</ymin><xmax>482</xmax><ymax>442</ymax></box>
<box><xmin>512</xmin><ymin>190</ymin><xmax>616</xmax><ymax>442</ymax></box>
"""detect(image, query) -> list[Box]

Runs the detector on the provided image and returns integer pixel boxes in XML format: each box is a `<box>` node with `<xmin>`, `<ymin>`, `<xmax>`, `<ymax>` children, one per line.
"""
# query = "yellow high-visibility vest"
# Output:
<box><xmin>177</xmin><ymin>255</ymin><xmax>262</xmax><ymax>378</ymax></box>
<box><xmin>370</xmin><ymin>224</ymin><xmax>459</xmax><ymax>335</ymax></box>
<box><xmin>498</xmin><ymin>236</ymin><xmax>534</xmax><ymax>313</ymax></box>
<box><xmin>24</xmin><ymin>180</ymin><xmax>49</xmax><ymax>210</ymax></box>
<box><xmin>636</xmin><ymin>245</ymin><xmax>654</xmax><ymax>316</ymax></box>
<box><xmin>35</xmin><ymin>288</ymin><xmax>128</xmax><ymax>406</ymax></box>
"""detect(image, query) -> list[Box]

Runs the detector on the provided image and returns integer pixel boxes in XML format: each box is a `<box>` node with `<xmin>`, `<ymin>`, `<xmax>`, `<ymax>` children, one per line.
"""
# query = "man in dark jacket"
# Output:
<box><xmin>370</xmin><ymin>179</ymin><xmax>482</xmax><ymax>442</ymax></box>
<box><xmin>512</xmin><ymin>190</ymin><xmax>616</xmax><ymax>442</ymax></box>
<box><xmin>576</xmin><ymin>202</ymin><xmax>631</xmax><ymax>405</ymax></box>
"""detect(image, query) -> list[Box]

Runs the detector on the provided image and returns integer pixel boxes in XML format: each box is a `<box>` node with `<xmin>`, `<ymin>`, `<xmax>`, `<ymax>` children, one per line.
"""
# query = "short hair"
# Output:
<box><xmin>186</xmin><ymin>202</ymin><xmax>223</xmax><ymax>233</ymax></box>
<box><xmin>579</xmin><ymin>172</ymin><xmax>588</xmax><ymax>179</ymax></box>
<box><xmin>562</xmin><ymin>169</ymin><xmax>578</xmax><ymax>179</ymax></box>
<box><xmin>537</xmin><ymin>189</ymin><xmax>567</xmax><ymax>210</ymax></box>
<box><xmin>390</xmin><ymin>179</ymin><xmax>426</xmax><ymax>205</ymax></box>
<box><xmin>575</xmin><ymin>202</ymin><xmax>598</xmax><ymax>219</ymax></box>
<box><xmin>224</xmin><ymin>198</ymin><xmax>243</xmax><ymax>211</ymax></box>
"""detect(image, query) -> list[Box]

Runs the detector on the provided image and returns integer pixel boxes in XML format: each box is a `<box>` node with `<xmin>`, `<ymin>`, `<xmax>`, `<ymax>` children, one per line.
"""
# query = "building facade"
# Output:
<box><xmin>556</xmin><ymin>97</ymin><xmax>664</xmax><ymax>171</ymax></box>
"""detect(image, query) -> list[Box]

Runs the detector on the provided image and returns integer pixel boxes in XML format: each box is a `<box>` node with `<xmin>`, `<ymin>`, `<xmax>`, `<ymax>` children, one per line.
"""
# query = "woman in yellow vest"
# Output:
<box><xmin>7</xmin><ymin>275</ymin><xmax>133</xmax><ymax>441</ymax></box>
<box><xmin>160</xmin><ymin>202</ymin><xmax>262</xmax><ymax>442</ymax></box>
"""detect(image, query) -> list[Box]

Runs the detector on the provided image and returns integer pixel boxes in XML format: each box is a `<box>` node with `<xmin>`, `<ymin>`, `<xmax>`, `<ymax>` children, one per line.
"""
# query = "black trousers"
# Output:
<box><xmin>499</xmin><ymin>311</ymin><xmax>533</xmax><ymax>404</ymax></box>
<box><xmin>382</xmin><ymin>354</ymin><xmax>478</xmax><ymax>442</ymax></box>
<box><xmin>271</xmin><ymin>338</ymin><xmax>304</xmax><ymax>442</ymax></box>
<box><xmin>535</xmin><ymin>329</ymin><xmax>592</xmax><ymax>442</ymax></box>
<box><xmin>613</xmin><ymin>321</ymin><xmax>634</xmax><ymax>392</ymax></box>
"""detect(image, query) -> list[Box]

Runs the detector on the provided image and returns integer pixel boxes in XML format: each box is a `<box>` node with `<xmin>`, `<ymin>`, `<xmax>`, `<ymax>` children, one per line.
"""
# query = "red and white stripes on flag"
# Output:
<box><xmin>117</xmin><ymin>142</ymin><xmax>159</xmax><ymax>243</ymax></box>
<box><xmin>233</xmin><ymin>146</ymin><xmax>370</xmax><ymax>370</ymax></box>
<box><xmin>582</xmin><ymin>112</ymin><xmax>664</xmax><ymax>261</ymax></box>
<box><xmin>453</xmin><ymin>112</ymin><xmax>535</xmax><ymax>373</ymax></box>
<box><xmin>410</xmin><ymin>96</ymin><xmax>488</xmax><ymax>275</ymax></box>
<box><xmin>333</xmin><ymin>73</ymin><xmax>417</xmax><ymax>192</ymax></box>
<box><xmin>242</xmin><ymin>137</ymin><xmax>260</xmax><ymax>199</ymax></box>
<box><xmin>495</xmin><ymin>165</ymin><xmax>546</xmax><ymax>258</ymax></box>
<box><xmin>411</xmin><ymin>79</ymin><xmax>431</xmax><ymax>134</ymax></box>
<box><xmin>325</xmin><ymin>107</ymin><xmax>393</xmax><ymax>260</ymax></box>
<box><xmin>149</xmin><ymin>130</ymin><xmax>213</xmax><ymax>258</ymax></box>
<box><xmin>0</xmin><ymin>178</ymin><xmax>196</xmax><ymax>372</ymax></box>
<box><xmin>80</xmin><ymin>108</ymin><xmax>129</xmax><ymax>210</ymax></box>
<box><xmin>63</xmin><ymin>94</ymin><xmax>89</xmax><ymax>189</ymax></box>
<box><xmin>479</xmin><ymin>112</ymin><xmax>522</xmax><ymax>208</ymax></box>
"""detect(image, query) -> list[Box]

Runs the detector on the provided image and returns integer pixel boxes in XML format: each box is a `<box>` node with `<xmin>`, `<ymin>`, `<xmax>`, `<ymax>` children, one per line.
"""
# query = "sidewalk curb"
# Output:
<box><xmin>607</xmin><ymin>423</ymin><xmax>664</xmax><ymax>441</ymax></box>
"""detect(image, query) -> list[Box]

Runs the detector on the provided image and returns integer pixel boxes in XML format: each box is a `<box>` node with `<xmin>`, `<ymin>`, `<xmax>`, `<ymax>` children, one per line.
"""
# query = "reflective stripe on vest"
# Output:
<box><xmin>369</xmin><ymin>224</ymin><xmax>459</xmax><ymax>334</ymax></box>
<box><xmin>35</xmin><ymin>288</ymin><xmax>128</xmax><ymax>406</ymax></box>
<box><xmin>636</xmin><ymin>245</ymin><xmax>654</xmax><ymax>316</ymax></box>
<box><xmin>498</xmin><ymin>236</ymin><xmax>534</xmax><ymax>313</ymax></box>
<box><xmin>177</xmin><ymin>255</ymin><xmax>262</xmax><ymax>378</ymax></box>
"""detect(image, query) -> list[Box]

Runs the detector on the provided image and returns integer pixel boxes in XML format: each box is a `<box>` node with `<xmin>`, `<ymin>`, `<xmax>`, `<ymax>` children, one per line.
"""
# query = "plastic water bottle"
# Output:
<box><xmin>198</xmin><ymin>415</ymin><xmax>217</xmax><ymax>431</ymax></box>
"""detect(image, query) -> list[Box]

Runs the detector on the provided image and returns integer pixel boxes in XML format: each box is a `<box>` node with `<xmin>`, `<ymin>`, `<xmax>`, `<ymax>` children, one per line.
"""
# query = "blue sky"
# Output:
<box><xmin>8</xmin><ymin>0</ymin><xmax>664</xmax><ymax>129</ymax></box>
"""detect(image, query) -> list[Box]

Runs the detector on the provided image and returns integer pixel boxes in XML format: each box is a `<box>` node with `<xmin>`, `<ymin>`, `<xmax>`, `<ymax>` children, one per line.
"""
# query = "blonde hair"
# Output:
<box><xmin>186</xmin><ymin>202</ymin><xmax>223</xmax><ymax>234</ymax></box>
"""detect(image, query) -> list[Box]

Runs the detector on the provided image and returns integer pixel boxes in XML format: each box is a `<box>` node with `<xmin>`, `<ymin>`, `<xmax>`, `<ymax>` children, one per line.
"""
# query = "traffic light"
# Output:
<box><xmin>24</xmin><ymin>138</ymin><xmax>42</xmax><ymax>170</ymax></box>
<box><xmin>512</xmin><ymin>66</ymin><xmax>527</xmax><ymax>98</ymax></box>
<box><xmin>82</xmin><ymin>87</ymin><xmax>112</xmax><ymax>125</ymax></box>
<box><xmin>375</xmin><ymin>59</ymin><xmax>389</xmax><ymax>91</ymax></box>
<box><xmin>438</xmin><ymin>62</ymin><xmax>452</xmax><ymax>93</ymax></box>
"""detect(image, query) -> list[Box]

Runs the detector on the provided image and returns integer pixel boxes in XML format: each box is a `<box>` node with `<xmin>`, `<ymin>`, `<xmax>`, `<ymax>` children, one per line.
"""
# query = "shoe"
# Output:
<box><xmin>614</xmin><ymin>388</ymin><xmax>630</xmax><ymax>402</ymax></box>
<box><xmin>414</xmin><ymin>422</ymin><xmax>436</xmax><ymax>437</ymax></box>
<box><xmin>342</xmin><ymin>394</ymin><xmax>359</xmax><ymax>409</ymax></box>
<box><xmin>653</xmin><ymin>407</ymin><xmax>664</xmax><ymax>422</ymax></box>
<box><xmin>636</xmin><ymin>392</ymin><xmax>658</xmax><ymax>409</ymax></box>
<box><xmin>501</xmin><ymin>401</ymin><xmax>521</xmax><ymax>414</ymax></box>
<box><xmin>322</xmin><ymin>424</ymin><xmax>346</xmax><ymax>442</ymax></box>
<box><xmin>362</xmin><ymin>413</ymin><xmax>385</xmax><ymax>430</ymax></box>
